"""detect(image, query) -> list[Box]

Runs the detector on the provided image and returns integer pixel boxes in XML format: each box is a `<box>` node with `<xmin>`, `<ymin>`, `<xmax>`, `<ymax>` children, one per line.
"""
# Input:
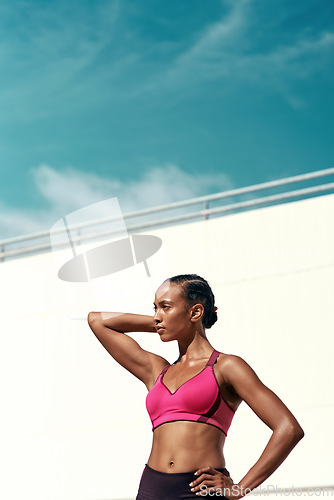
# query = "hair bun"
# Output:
<box><xmin>205</xmin><ymin>309</ymin><xmax>218</xmax><ymax>329</ymax></box>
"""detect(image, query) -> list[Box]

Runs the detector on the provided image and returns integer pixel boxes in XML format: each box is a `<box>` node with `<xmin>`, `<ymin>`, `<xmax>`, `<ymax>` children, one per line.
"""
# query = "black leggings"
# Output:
<box><xmin>136</xmin><ymin>463</ymin><xmax>229</xmax><ymax>499</ymax></box>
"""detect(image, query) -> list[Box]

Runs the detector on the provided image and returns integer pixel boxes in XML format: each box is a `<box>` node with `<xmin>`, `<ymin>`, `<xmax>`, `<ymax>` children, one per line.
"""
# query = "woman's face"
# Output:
<box><xmin>153</xmin><ymin>280</ymin><xmax>191</xmax><ymax>342</ymax></box>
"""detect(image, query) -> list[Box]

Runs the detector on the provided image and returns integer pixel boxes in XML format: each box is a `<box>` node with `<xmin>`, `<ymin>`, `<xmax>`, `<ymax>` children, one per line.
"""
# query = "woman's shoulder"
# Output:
<box><xmin>216</xmin><ymin>351</ymin><xmax>248</xmax><ymax>367</ymax></box>
<box><xmin>215</xmin><ymin>351</ymin><xmax>256</xmax><ymax>382</ymax></box>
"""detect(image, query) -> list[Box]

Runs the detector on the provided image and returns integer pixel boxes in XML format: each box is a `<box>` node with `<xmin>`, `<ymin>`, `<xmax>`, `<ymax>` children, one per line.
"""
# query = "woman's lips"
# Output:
<box><xmin>156</xmin><ymin>327</ymin><xmax>165</xmax><ymax>334</ymax></box>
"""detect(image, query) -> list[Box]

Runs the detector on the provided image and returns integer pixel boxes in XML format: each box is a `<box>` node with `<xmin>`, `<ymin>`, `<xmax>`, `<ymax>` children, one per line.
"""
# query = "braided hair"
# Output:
<box><xmin>166</xmin><ymin>274</ymin><xmax>218</xmax><ymax>329</ymax></box>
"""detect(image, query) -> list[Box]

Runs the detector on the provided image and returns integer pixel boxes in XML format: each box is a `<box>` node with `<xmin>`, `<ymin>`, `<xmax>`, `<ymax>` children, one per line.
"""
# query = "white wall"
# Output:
<box><xmin>0</xmin><ymin>194</ymin><xmax>333</xmax><ymax>500</ymax></box>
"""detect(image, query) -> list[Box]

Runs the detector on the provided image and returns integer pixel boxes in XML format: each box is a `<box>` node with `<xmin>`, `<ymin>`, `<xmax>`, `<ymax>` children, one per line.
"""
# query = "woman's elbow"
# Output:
<box><xmin>294</xmin><ymin>423</ymin><xmax>305</xmax><ymax>443</ymax></box>
<box><xmin>87</xmin><ymin>311</ymin><xmax>100</xmax><ymax>327</ymax></box>
<box><xmin>282</xmin><ymin>419</ymin><xmax>305</xmax><ymax>445</ymax></box>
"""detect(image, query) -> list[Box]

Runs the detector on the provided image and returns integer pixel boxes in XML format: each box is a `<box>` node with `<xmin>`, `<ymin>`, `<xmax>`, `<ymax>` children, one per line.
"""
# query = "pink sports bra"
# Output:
<box><xmin>146</xmin><ymin>349</ymin><xmax>235</xmax><ymax>435</ymax></box>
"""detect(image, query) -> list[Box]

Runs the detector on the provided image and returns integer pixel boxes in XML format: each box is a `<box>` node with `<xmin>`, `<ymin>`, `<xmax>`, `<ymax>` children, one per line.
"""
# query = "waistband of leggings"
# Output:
<box><xmin>145</xmin><ymin>463</ymin><xmax>229</xmax><ymax>476</ymax></box>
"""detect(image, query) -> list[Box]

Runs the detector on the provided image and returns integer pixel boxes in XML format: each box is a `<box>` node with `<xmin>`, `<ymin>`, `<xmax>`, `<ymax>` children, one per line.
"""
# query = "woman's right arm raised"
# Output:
<box><xmin>87</xmin><ymin>312</ymin><xmax>169</xmax><ymax>389</ymax></box>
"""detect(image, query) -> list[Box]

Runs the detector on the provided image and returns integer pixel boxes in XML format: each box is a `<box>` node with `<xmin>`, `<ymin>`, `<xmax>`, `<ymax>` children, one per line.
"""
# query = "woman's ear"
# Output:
<box><xmin>190</xmin><ymin>303</ymin><xmax>204</xmax><ymax>322</ymax></box>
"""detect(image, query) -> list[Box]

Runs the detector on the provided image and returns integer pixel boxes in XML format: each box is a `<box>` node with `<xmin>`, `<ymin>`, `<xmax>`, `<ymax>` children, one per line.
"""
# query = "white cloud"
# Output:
<box><xmin>0</xmin><ymin>164</ymin><xmax>233</xmax><ymax>241</ymax></box>
<box><xmin>0</xmin><ymin>203</ymin><xmax>48</xmax><ymax>240</ymax></box>
<box><xmin>173</xmin><ymin>0</ymin><xmax>250</xmax><ymax>71</ymax></box>
<box><xmin>139</xmin><ymin>0</ymin><xmax>334</xmax><ymax>105</ymax></box>
<box><xmin>235</xmin><ymin>31</ymin><xmax>334</xmax><ymax>78</ymax></box>
<box><xmin>137</xmin><ymin>0</ymin><xmax>251</xmax><ymax>96</ymax></box>
<box><xmin>232</xmin><ymin>30</ymin><xmax>334</xmax><ymax>107</ymax></box>
<box><xmin>32</xmin><ymin>164</ymin><xmax>122</xmax><ymax>213</ymax></box>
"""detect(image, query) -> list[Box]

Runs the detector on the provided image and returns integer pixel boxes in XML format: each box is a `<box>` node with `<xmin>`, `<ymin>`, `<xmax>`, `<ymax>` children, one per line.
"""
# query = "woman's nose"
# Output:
<box><xmin>153</xmin><ymin>309</ymin><xmax>161</xmax><ymax>322</ymax></box>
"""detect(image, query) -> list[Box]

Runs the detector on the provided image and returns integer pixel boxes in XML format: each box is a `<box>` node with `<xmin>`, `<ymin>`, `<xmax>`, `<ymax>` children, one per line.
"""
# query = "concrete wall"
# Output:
<box><xmin>0</xmin><ymin>194</ymin><xmax>333</xmax><ymax>500</ymax></box>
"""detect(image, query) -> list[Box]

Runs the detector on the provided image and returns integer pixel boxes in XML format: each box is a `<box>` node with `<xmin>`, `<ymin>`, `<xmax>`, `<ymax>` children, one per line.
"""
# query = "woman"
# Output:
<box><xmin>88</xmin><ymin>274</ymin><xmax>304</xmax><ymax>499</ymax></box>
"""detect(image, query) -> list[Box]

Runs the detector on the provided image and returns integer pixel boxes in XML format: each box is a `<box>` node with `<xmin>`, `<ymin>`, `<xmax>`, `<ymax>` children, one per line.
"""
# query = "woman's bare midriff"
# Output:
<box><xmin>146</xmin><ymin>421</ymin><xmax>226</xmax><ymax>473</ymax></box>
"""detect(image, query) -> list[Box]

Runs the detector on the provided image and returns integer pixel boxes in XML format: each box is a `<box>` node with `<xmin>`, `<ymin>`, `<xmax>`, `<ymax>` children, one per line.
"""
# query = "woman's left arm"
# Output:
<box><xmin>224</xmin><ymin>355</ymin><xmax>304</xmax><ymax>498</ymax></box>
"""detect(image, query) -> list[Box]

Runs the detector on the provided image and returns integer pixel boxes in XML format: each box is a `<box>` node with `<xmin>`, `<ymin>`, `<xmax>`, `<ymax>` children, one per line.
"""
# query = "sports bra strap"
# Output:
<box><xmin>160</xmin><ymin>365</ymin><xmax>170</xmax><ymax>376</ymax></box>
<box><xmin>206</xmin><ymin>349</ymin><xmax>220</xmax><ymax>367</ymax></box>
<box><xmin>160</xmin><ymin>355</ymin><xmax>180</xmax><ymax>376</ymax></box>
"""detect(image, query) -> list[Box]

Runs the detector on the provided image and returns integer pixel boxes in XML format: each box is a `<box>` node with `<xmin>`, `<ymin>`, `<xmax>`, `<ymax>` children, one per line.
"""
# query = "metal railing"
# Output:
<box><xmin>1</xmin><ymin>167</ymin><xmax>334</xmax><ymax>262</ymax></box>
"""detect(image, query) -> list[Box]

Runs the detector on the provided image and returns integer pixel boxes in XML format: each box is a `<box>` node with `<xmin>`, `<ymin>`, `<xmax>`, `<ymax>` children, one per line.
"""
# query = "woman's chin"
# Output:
<box><xmin>159</xmin><ymin>335</ymin><xmax>173</xmax><ymax>343</ymax></box>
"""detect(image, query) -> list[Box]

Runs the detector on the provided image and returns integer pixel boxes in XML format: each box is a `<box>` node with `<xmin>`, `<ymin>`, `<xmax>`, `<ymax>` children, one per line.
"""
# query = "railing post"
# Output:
<box><xmin>204</xmin><ymin>201</ymin><xmax>209</xmax><ymax>220</ymax></box>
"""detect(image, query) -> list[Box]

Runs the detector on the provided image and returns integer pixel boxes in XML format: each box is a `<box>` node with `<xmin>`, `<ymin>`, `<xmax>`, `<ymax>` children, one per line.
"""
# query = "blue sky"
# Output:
<box><xmin>1</xmin><ymin>0</ymin><xmax>333</xmax><ymax>238</ymax></box>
